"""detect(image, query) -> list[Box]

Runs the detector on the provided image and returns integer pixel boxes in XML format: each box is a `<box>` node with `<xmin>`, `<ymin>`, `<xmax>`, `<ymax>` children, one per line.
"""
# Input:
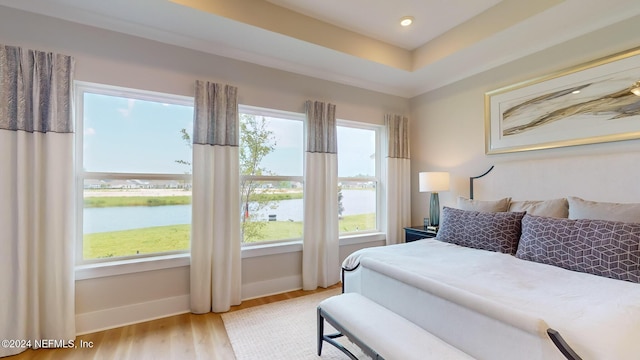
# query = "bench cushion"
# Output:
<box><xmin>319</xmin><ymin>293</ymin><xmax>474</xmax><ymax>360</ymax></box>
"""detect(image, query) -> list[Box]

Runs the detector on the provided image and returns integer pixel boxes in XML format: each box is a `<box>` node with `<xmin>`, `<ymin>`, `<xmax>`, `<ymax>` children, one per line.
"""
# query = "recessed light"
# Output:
<box><xmin>400</xmin><ymin>16</ymin><xmax>414</xmax><ymax>27</ymax></box>
<box><xmin>572</xmin><ymin>90</ymin><xmax>581</xmax><ymax>94</ymax></box>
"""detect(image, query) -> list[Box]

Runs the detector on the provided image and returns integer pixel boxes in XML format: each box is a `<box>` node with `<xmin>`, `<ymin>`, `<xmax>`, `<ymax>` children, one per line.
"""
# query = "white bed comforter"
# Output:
<box><xmin>343</xmin><ymin>239</ymin><xmax>640</xmax><ymax>360</ymax></box>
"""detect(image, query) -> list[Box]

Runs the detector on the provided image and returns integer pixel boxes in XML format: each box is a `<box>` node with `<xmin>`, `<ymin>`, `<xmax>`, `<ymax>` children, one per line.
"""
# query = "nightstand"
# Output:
<box><xmin>404</xmin><ymin>226</ymin><xmax>437</xmax><ymax>243</ymax></box>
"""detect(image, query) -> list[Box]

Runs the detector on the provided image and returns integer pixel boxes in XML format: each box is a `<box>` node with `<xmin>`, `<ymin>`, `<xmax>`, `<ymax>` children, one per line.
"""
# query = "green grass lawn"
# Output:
<box><xmin>84</xmin><ymin>213</ymin><xmax>376</xmax><ymax>259</ymax></box>
<box><xmin>83</xmin><ymin>225</ymin><xmax>191</xmax><ymax>258</ymax></box>
<box><xmin>339</xmin><ymin>213</ymin><xmax>376</xmax><ymax>233</ymax></box>
<box><xmin>83</xmin><ymin>193</ymin><xmax>305</xmax><ymax>208</ymax></box>
<box><xmin>83</xmin><ymin>188</ymin><xmax>375</xmax><ymax>208</ymax></box>
<box><xmin>84</xmin><ymin>196</ymin><xmax>192</xmax><ymax>208</ymax></box>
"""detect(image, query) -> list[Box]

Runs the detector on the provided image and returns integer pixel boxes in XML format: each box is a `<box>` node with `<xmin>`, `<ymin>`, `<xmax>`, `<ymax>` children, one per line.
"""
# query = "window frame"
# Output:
<box><xmin>73</xmin><ymin>84</ymin><xmax>386</xmax><ymax>274</ymax></box>
<box><xmin>336</xmin><ymin>119</ymin><xmax>383</xmax><ymax>236</ymax></box>
<box><xmin>75</xmin><ymin>81</ymin><xmax>194</xmax><ymax>265</ymax></box>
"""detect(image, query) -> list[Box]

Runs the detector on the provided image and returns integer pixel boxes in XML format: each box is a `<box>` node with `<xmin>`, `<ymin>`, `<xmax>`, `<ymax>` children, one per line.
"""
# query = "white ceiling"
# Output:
<box><xmin>1</xmin><ymin>0</ymin><xmax>639</xmax><ymax>98</ymax></box>
<box><xmin>266</xmin><ymin>0</ymin><xmax>503</xmax><ymax>50</ymax></box>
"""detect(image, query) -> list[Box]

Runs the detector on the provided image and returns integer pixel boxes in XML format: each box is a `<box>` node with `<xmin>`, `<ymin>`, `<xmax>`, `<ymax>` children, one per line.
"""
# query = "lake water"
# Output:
<box><xmin>84</xmin><ymin>189</ymin><xmax>375</xmax><ymax>233</ymax></box>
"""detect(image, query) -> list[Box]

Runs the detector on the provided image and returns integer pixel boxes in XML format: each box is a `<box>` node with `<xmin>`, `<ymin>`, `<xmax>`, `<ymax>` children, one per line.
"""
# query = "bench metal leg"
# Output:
<box><xmin>317</xmin><ymin>307</ymin><xmax>324</xmax><ymax>355</ymax></box>
<box><xmin>547</xmin><ymin>329</ymin><xmax>582</xmax><ymax>360</ymax></box>
<box><xmin>317</xmin><ymin>307</ymin><xmax>365</xmax><ymax>360</ymax></box>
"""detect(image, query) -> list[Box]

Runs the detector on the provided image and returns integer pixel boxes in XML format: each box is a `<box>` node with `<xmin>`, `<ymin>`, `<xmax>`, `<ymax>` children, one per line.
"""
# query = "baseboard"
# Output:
<box><xmin>76</xmin><ymin>275</ymin><xmax>303</xmax><ymax>334</ymax></box>
<box><xmin>75</xmin><ymin>294</ymin><xmax>190</xmax><ymax>335</ymax></box>
<box><xmin>241</xmin><ymin>274</ymin><xmax>302</xmax><ymax>300</ymax></box>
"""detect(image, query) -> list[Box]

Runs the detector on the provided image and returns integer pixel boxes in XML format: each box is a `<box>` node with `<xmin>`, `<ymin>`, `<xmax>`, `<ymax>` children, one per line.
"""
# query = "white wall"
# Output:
<box><xmin>0</xmin><ymin>6</ymin><xmax>399</xmax><ymax>334</ymax></box>
<box><xmin>409</xmin><ymin>14</ymin><xmax>640</xmax><ymax>225</ymax></box>
<box><xmin>5</xmin><ymin>3</ymin><xmax>639</xmax><ymax>335</ymax></box>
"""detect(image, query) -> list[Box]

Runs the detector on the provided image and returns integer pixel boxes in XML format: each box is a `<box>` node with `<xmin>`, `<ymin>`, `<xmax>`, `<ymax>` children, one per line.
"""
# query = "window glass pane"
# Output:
<box><xmin>83</xmin><ymin>92</ymin><xmax>193</xmax><ymax>174</ymax></box>
<box><xmin>240</xmin><ymin>114</ymin><xmax>303</xmax><ymax>177</ymax></box>
<box><xmin>337</xmin><ymin>126</ymin><xmax>376</xmax><ymax>177</ymax></box>
<box><xmin>339</xmin><ymin>181</ymin><xmax>377</xmax><ymax>233</ymax></box>
<box><xmin>83</xmin><ymin>179</ymin><xmax>192</xmax><ymax>259</ymax></box>
<box><xmin>239</xmin><ymin>110</ymin><xmax>304</xmax><ymax>244</ymax></box>
<box><xmin>240</xmin><ymin>180</ymin><xmax>303</xmax><ymax>243</ymax></box>
<box><xmin>79</xmin><ymin>85</ymin><xmax>194</xmax><ymax>262</ymax></box>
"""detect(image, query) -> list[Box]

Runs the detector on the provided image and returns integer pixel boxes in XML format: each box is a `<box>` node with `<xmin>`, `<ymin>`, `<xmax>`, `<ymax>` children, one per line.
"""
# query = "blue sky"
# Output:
<box><xmin>336</xmin><ymin>126</ymin><xmax>376</xmax><ymax>177</ymax></box>
<box><xmin>83</xmin><ymin>93</ymin><xmax>193</xmax><ymax>174</ymax></box>
<box><xmin>83</xmin><ymin>93</ymin><xmax>376</xmax><ymax>177</ymax></box>
<box><xmin>257</xmin><ymin>118</ymin><xmax>376</xmax><ymax>177</ymax></box>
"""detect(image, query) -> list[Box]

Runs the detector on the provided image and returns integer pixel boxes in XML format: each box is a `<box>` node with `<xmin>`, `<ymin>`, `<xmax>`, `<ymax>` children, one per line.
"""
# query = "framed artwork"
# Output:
<box><xmin>485</xmin><ymin>47</ymin><xmax>640</xmax><ymax>154</ymax></box>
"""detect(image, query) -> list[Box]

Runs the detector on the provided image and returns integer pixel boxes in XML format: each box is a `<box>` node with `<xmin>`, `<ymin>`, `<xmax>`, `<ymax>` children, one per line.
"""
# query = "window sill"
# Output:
<box><xmin>241</xmin><ymin>232</ymin><xmax>385</xmax><ymax>258</ymax></box>
<box><xmin>75</xmin><ymin>253</ymin><xmax>190</xmax><ymax>281</ymax></box>
<box><xmin>241</xmin><ymin>240</ymin><xmax>303</xmax><ymax>258</ymax></box>
<box><xmin>339</xmin><ymin>232</ymin><xmax>385</xmax><ymax>246</ymax></box>
<box><xmin>75</xmin><ymin>233</ymin><xmax>385</xmax><ymax>280</ymax></box>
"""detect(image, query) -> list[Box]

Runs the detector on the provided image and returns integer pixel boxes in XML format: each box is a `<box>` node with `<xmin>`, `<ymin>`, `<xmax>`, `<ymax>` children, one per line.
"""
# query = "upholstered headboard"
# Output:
<box><xmin>472</xmin><ymin>151</ymin><xmax>640</xmax><ymax>203</ymax></box>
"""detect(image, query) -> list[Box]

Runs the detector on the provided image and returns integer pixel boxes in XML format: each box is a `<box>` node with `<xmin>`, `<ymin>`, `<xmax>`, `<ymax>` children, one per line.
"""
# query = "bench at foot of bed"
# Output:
<box><xmin>317</xmin><ymin>293</ymin><xmax>474</xmax><ymax>360</ymax></box>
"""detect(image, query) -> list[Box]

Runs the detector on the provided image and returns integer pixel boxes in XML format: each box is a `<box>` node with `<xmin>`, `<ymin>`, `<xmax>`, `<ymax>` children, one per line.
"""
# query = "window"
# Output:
<box><xmin>76</xmin><ymin>82</ymin><xmax>194</xmax><ymax>263</ymax></box>
<box><xmin>239</xmin><ymin>106</ymin><xmax>304</xmax><ymax>245</ymax></box>
<box><xmin>337</xmin><ymin>121</ymin><xmax>380</xmax><ymax>234</ymax></box>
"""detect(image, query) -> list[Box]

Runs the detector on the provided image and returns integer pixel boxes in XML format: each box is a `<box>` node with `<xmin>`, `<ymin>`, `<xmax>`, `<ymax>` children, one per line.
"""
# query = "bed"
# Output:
<box><xmin>342</xmin><ymin>158</ymin><xmax>640</xmax><ymax>360</ymax></box>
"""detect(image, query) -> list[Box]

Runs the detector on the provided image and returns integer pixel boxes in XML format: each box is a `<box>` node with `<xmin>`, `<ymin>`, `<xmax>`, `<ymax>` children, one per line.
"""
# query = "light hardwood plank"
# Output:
<box><xmin>7</xmin><ymin>285</ymin><xmax>339</xmax><ymax>359</ymax></box>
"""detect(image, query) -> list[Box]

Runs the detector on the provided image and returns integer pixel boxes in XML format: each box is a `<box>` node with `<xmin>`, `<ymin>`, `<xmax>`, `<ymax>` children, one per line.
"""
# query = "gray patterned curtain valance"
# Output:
<box><xmin>386</xmin><ymin>114</ymin><xmax>409</xmax><ymax>159</ymax></box>
<box><xmin>305</xmin><ymin>100</ymin><xmax>337</xmax><ymax>154</ymax></box>
<box><xmin>0</xmin><ymin>44</ymin><xmax>74</xmax><ymax>133</ymax></box>
<box><xmin>193</xmin><ymin>80</ymin><xmax>238</xmax><ymax>146</ymax></box>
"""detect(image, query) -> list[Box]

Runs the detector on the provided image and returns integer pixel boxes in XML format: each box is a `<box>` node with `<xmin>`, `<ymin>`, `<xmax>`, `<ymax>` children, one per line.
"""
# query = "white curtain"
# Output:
<box><xmin>190</xmin><ymin>81</ymin><xmax>242</xmax><ymax>313</ymax></box>
<box><xmin>385</xmin><ymin>114</ymin><xmax>411</xmax><ymax>245</ymax></box>
<box><xmin>302</xmin><ymin>100</ymin><xmax>339</xmax><ymax>290</ymax></box>
<box><xmin>0</xmin><ymin>45</ymin><xmax>75</xmax><ymax>357</ymax></box>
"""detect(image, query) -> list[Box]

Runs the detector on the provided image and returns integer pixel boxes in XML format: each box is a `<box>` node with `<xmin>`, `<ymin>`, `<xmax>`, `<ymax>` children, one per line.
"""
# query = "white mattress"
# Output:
<box><xmin>342</xmin><ymin>239</ymin><xmax>640</xmax><ymax>360</ymax></box>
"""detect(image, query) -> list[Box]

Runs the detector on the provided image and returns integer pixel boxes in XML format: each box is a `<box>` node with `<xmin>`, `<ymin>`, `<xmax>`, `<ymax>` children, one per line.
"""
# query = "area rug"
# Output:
<box><xmin>222</xmin><ymin>288</ymin><xmax>371</xmax><ymax>360</ymax></box>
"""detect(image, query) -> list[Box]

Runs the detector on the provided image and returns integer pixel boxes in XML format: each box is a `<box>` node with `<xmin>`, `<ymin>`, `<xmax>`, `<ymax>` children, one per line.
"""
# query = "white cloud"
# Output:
<box><xmin>117</xmin><ymin>99</ymin><xmax>136</xmax><ymax>117</ymax></box>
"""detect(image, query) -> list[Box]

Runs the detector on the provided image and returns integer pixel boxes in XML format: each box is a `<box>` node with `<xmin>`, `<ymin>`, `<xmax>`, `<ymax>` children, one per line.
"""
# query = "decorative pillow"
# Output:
<box><xmin>509</xmin><ymin>198</ymin><xmax>568</xmax><ymax>218</ymax></box>
<box><xmin>568</xmin><ymin>196</ymin><xmax>640</xmax><ymax>223</ymax></box>
<box><xmin>457</xmin><ymin>197</ymin><xmax>511</xmax><ymax>212</ymax></box>
<box><xmin>436</xmin><ymin>207</ymin><xmax>525</xmax><ymax>254</ymax></box>
<box><xmin>516</xmin><ymin>214</ymin><xmax>640</xmax><ymax>283</ymax></box>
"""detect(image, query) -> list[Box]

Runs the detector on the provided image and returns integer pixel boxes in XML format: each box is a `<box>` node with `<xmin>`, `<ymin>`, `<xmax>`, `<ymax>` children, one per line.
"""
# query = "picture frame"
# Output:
<box><xmin>485</xmin><ymin>47</ymin><xmax>640</xmax><ymax>154</ymax></box>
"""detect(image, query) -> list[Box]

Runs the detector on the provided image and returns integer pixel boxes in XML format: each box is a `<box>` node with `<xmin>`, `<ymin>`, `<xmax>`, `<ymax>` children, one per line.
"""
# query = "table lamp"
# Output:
<box><xmin>419</xmin><ymin>172</ymin><xmax>450</xmax><ymax>228</ymax></box>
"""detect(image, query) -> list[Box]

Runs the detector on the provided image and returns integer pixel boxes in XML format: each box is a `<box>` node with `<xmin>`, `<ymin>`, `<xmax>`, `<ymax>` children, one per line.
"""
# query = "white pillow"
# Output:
<box><xmin>509</xmin><ymin>198</ymin><xmax>568</xmax><ymax>218</ymax></box>
<box><xmin>568</xmin><ymin>196</ymin><xmax>640</xmax><ymax>223</ymax></box>
<box><xmin>457</xmin><ymin>196</ymin><xmax>510</xmax><ymax>212</ymax></box>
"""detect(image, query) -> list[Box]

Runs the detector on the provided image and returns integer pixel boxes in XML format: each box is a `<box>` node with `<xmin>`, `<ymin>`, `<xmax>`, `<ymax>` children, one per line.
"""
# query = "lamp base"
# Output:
<box><xmin>429</xmin><ymin>192</ymin><xmax>440</xmax><ymax>227</ymax></box>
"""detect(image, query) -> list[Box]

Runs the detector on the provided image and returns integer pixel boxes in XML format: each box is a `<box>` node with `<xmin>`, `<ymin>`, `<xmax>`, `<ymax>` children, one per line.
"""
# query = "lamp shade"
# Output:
<box><xmin>419</xmin><ymin>172</ymin><xmax>450</xmax><ymax>192</ymax></box>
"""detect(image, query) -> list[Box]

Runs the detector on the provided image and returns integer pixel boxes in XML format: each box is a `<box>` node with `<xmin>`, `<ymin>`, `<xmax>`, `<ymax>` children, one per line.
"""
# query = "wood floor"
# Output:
<box><xmin>8</xmin><ymin>284</ymin><xmax>340</xmax><ymax>360</ymax></box>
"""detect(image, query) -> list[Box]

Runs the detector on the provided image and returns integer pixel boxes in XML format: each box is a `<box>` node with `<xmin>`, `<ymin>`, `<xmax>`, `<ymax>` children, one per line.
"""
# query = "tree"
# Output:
<box><xmin>239</xmin><ymin>114</ymin><xmax>277</xmax><ymax>242</ymax></box>
<box><xmin>175</xmin><ymin>128</ymin><xmax>192</xmax><ymax>191</ymax></box>
<box><xmin>177</xmin><ymin>114</ymin><xmax>277</xmax><ymax>242</ymax></box>
<box><xmin>175</xmin><ymin>128</ymin><xmax>192</xmax><ymax>173</ymax></box>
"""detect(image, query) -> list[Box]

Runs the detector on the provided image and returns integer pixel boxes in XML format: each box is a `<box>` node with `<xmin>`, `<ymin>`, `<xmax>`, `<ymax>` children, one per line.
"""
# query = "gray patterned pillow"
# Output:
<box><xmin>436</xmin><ymin>207</ymin><xmax>525</xmax><ymax>254</ymax></box>
<box><xmin>516</xmin><ymin>214</ymin><xmax>640</xmax><ymax>283</ymax></box>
